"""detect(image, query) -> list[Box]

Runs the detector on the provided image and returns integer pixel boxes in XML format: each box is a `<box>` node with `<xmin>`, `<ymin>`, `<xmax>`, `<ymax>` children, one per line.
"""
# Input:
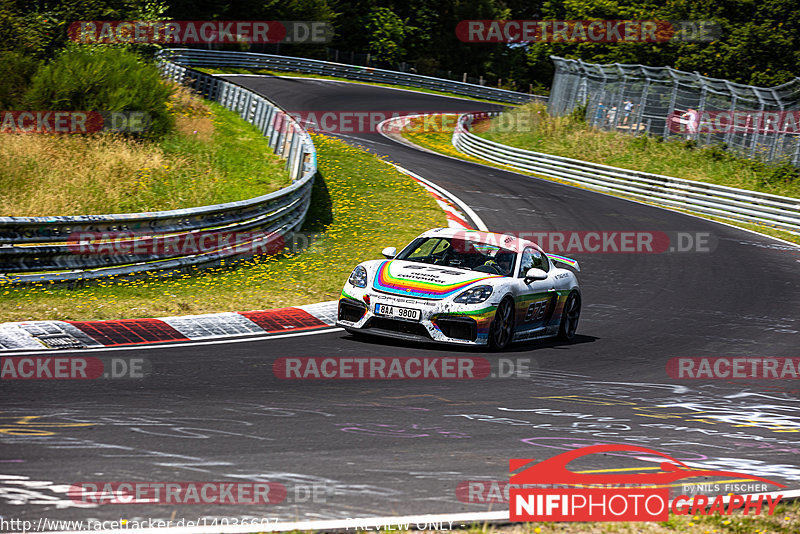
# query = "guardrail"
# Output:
<box><xmin>0</xmin><ymin>59</ymin><xmax>317</xmax><ymax>284</ymax></box>
<box><xmin>453</xmin><ymin>113</ymin><xmax>800</xmax><ymax>234</ymax></box>
<box><xmin>157</xmin><ymin>48</ymin><xmax>545</xmax><ymax>105</ymax></box>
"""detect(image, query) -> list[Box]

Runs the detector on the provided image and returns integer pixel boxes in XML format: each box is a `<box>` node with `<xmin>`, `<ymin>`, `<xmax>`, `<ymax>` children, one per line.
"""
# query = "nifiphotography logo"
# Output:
<box><xmin>509</xmin><ymin>444</ymin><xmax>785</xmax><ymax>522</ymax></box>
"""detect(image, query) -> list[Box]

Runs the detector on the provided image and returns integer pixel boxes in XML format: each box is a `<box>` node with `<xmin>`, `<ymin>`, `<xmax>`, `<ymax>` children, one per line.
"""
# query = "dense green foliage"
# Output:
<box><xmin>0</xmin><ymin>50</ymin><xmax>40</xmax><ymax>109</ymax></box>
<box><xmin>1</xmin><ymin>0</ymin><xmax>797</xmax><ymax>93</ymax></box>
<box><xmin>25</xmin><ymin>46</ymin><xmax>174</xmax><ymax>138</ymax></box>
<box><xmin>524</xmin><ymin>0</ymin><xmax>800</xmax><ymax>87</ymax></box>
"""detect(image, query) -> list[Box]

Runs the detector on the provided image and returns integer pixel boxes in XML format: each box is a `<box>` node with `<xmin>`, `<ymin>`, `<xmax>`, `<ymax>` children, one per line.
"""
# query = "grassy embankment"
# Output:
<box><xmin>0</xmin><ymin>112</ymin><xmax>445</xmax><ymax>322</ymax></box>
<box><xmin>399</xmin><ymin>105</ymin><xmax>799</xmax><ymax>244</ymax></box>
<box><xmin>0</xmin><ymin>84</ymin><xmax>290</xmax><ymax>215</ymax></box>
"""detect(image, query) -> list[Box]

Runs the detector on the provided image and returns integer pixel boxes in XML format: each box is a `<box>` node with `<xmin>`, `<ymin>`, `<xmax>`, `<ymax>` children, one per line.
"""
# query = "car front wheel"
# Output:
<box><xmin>488</xmin><ymin>297</ymin><xmax>515</xmax><ymax>351</ymax></box>
<box><xmin>557</xmin><ymin>290</ymin><xmax>581</xmax><ymax>341</ymax></box>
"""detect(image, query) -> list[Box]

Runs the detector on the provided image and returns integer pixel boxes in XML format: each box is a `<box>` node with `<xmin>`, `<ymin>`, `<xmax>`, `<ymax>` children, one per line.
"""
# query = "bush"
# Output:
<box><xmin>701</xmin><ymin>143</ymin><xmax>732</xmax><ymax>162</ymax></box>
<box><xmin>568</xmin><ymin>100</ymin><xmax>588</xmax><ymax>124</ymax></box>
<box><xmin>630</xmin><ymin>134</ymin><xmax>649</xmax><ymax>151</ymax></box>
<box><xmin>0</xmin><ymin>51</ymin><xmax>40</xmax><ymax>109</ymax></box>
<box><xmin>24</xmin><ymin>46</ymin><xmax>173</xmax><ymax>139</ymax></box>
<box><xmin>763</xmin><ymin>161</ymin><xmax>800</xmax><ymax>185</ymax></box>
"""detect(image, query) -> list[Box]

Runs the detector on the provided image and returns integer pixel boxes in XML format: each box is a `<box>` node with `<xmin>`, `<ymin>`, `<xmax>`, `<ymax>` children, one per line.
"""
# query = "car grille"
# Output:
<box><xmin>338</xmin><ymin>299</ymin><xmax>367</xmax><ymax>322</ymax></box>
<box><xmin>434</xmin><ymin>316</ymin><xmax>478</xmax><ymax>341</ymax></box>
<box><xmin>365</xmin><ymin>317</ymin><xmax>432</xmax><ymax>339</ymax></box>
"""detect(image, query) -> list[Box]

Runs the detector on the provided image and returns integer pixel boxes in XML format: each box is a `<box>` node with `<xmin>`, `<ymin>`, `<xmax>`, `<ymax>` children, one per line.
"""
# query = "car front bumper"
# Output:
<box><xmin>335</xmin><ymin>291</ymin><xmax>497</xmax><ymax>346</ymax></box>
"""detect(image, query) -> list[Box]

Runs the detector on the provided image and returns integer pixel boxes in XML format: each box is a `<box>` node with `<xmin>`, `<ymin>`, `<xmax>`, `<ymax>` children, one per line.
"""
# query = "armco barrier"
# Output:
<box><xmin>157</xmin><ymin>48</ymin><xmax>545</xmax><ymax>105</ymax></box>
<box><xmin>453</xmin><ymin>113</ymin><xmax>800</xmax><ymax>234</ymax></box>
<box><xmin>0</xmin><ymin>59</ymin><xmax>317</xmax><ymax>284</ymax></box>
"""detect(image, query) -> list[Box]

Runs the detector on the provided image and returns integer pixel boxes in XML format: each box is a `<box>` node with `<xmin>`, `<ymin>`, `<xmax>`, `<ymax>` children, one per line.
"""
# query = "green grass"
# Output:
<box><xmin>152</xmin><ymin>100</ymin><xmax>292</xmax><ymax>209</ymax></box>
<box><xmin>399</xmin><ymin>113</ymin><xmax>504</xmax><ymax>164</ymax></box>
<box><xmin>0</xmin><ymin>90</ymin><xmax>291</xmax><ymax>216</ymax></box>
<box><xmin>398</xmin><ymin>114</ymin><xmax>800</xmax><ymax>245</ymax></box>
<box><xmin>477</xmin><ymin>102</ymin><xmax>800</xmax><ymax>199</ymax></box>
<box><xmin>195</xmin><ymin>66</ymin><xmax>516</xmax><ymax>105</ymax></box>
<box><xmin>0</xmin><ymin>133</ymin><xmax>446</xmax><ymax>322</ymax></box>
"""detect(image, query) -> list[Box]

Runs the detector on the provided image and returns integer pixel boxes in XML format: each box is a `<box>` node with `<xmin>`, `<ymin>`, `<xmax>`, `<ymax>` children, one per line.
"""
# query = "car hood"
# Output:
<box><xmin>371</xmin><ymin>259</ymin><xmax>503</xmax><ymax>300</ymax></box>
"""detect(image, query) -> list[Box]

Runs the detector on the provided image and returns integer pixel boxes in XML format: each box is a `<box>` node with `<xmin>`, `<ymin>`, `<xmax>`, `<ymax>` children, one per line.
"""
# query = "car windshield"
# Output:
<box><xmin>396</xmin><ymin>237</ymin><xmax>516</xmax><ymax>276</ymax></box>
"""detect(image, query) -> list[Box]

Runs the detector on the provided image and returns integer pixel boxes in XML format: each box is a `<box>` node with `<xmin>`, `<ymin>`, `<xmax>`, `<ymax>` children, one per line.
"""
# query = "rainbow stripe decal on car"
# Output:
<box><xmin>372</xmin><ymin>260</ymin><xmax>501</xmax><ymax>299</ymax></box>
<box><xmin>548</xmin><ymin>254</ymin><xmax>580</xmax><ymax>271</ymax></box>
<box><xmin>432</xmin><ymin>305</ymin><xmax>497</xmax><ymax>339</ymax></box>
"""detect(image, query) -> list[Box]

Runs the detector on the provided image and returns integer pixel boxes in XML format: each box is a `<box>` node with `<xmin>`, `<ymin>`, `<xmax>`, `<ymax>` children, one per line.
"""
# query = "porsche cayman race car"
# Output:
<box><xmin>336</xmin><ymin>228</ymin><xmax>581</xmax><ymax>350</ymax></box>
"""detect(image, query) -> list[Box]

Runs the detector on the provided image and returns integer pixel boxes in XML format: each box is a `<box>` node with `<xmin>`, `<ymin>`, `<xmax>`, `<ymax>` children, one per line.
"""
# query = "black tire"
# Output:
<box><xmin>488</xmin><ymin>297</ymin><xmax>515</xmax><ymax>351</ymax></box>
<box><xmin>557</xmin><ymin>291</ymin><xmax>581</xmax><ymax>341</ymax></box>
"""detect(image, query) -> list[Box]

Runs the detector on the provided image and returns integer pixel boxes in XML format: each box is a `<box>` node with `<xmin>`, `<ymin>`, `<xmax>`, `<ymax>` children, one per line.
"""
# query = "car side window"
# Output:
<box><xmin>518</xmin><ymin>247</ymin><xmax>548</xmax><ymax>277</ymax></box>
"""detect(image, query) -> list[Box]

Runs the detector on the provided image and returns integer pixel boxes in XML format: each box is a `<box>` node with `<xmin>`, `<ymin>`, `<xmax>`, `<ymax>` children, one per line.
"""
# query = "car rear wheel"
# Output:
<box><xmin>557</xmin><ymin>291</ymin><xmax>581</xmax><ymax>341</ymax></box>
<box><xmin>488</xmin><ymin>297</ymin><xmax>515</xmax><ymax>351</ymax></box>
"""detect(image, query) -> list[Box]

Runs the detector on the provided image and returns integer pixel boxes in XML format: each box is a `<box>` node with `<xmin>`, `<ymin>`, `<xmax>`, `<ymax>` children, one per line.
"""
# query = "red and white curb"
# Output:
<box><xmin>0</xmin><ymin>157</ymin><xmax>486</xmax><ymax>351</ymax></box>
<box><xmin>0</xmin><ymin>302</ymin><xmax>339</xmax><ymax>351</ymax></box>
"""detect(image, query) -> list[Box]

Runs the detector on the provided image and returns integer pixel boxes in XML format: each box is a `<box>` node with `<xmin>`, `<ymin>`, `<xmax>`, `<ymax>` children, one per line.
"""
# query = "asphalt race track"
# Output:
<box><xmin>2</xmin><ymin>76</ymin><xmax>799</xmax><ymax>527</ymax></box>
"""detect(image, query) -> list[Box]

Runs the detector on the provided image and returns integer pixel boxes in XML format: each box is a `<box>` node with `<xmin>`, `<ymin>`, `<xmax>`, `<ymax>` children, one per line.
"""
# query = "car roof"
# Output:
<box><xmin>419</xmin><ymin>228</ymin><xmax>545</xmax><ymax>254</ymax></box>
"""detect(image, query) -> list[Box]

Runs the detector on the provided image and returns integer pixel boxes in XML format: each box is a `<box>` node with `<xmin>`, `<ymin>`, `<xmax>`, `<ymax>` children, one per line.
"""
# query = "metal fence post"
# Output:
<box><xmin>694</xmin><ymin>72</ymin><xmax>707</xmax><ymax>143</ymax></box>
<box><xmin>630</xmin><ymin>78</ymin><xmax>650</xmax><ymax>136</ymax></box>
<box><xmin>768</xmin><ymin>87</ymin><xmax>784</xmax><ymax>161</ymax></box>
<box><xmin>613</xmin><ymin>65</ymin><xmax>626</xmax><ymax>130</ymax></box>
<box><xmin>263</xmin><ymin>105</ymin><xmax>275</xmax><ymax>138</ymax></box>
<box><xmin>663</xmin><ymin>75</ymin><xmax>679</xmax><ymax>139</ymax></box>
<box><xmin>724</xmin><ymin>82</ymin><xmax>737</xmax><ymax>148</ymax></box>
<box><xmin>270</xmin><ymin>112</ymin><xmax>282</xmax><ymax>150</ymax></box>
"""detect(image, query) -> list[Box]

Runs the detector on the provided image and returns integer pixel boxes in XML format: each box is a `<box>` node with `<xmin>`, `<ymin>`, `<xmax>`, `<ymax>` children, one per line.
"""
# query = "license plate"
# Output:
<box><xmin>374</xmin><ymin>303</ymin><xmax>421</xmax><ymax>321</ymax></box>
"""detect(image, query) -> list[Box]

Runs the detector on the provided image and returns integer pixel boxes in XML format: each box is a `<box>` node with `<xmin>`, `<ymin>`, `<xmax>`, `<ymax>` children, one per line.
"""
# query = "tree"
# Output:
<box><xmin>366</xmin><ymin>7</ymin><xmax>409</xmax><ymax>65</ymax></box>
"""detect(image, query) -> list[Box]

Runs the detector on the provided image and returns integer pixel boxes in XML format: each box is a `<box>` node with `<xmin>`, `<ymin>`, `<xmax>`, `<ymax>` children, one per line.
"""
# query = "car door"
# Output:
<box><xmin>513</xmin><ymin>247</ymin><xmax>558</xmax><ymax>336</ymax></box>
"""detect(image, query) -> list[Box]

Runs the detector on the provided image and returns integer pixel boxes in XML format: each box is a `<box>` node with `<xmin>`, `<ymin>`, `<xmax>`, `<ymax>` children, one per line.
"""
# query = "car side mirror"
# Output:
<box><xmin>524</xmin><ymin>268</ymin><xmax>548</xmax><ymax>283</ymax></box>
<box><xmin>382</xmin><ymin>247</ymin><xmax>397</xmax><ymax>259</ymax></box>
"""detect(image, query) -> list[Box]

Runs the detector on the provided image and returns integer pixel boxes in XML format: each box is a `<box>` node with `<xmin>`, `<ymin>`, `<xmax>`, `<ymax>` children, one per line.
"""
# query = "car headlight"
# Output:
<box><xmin>348</xmin><ymin>265</ymin><xmax>368</xmax><ymax>288</ymax></box>
<box><xmin>453</xmin><ymin>285</ymin><xmax>493</xmax><ymax>304</ymax></box>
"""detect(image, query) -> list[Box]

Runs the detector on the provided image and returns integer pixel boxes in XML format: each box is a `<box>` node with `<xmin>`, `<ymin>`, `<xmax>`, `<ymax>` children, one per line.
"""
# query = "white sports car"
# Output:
<box><xmin>336</xmin><ymin>228</ymin><xmax>581</xmax><ymax>350</ymax></box>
